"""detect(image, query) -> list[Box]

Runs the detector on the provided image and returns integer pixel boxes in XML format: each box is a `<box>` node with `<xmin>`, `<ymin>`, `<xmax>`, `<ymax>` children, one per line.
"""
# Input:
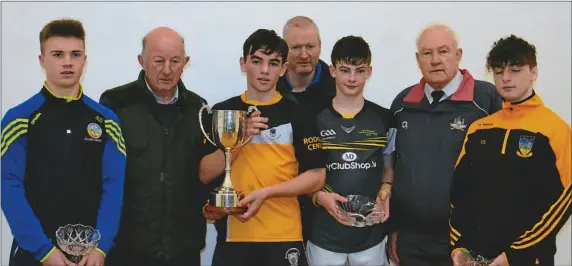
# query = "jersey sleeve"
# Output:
<box><xmin>1</xmin><ymin>109</ymin><xmax>56</xmax><ymax>262</ymax></box>
<box><xmin>292</xmin><ymin>112</ymin><xmax>325</xmax><ymax>173</ymax></box>
<box><xmin>96</xmin><ymin>112</ymin><xmax>127</xmax><ymax>255</ymax></box>
<box><xmin>383</xmin><ymin>113</ymin><xmax>398</xmax><ymax>168</ymax></box>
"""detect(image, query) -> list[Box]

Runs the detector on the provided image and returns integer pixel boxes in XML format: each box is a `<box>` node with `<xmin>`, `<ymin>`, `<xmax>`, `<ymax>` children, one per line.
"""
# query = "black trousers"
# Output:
<box><xmin>299</xmin><ymin>195</ymin><xmax>315</xmax><ymax>243</ymax></box>
<box><xmin>9</xmin><ymin>239</ymin><xmax>42</xmax><ymax>266</ymax></box>
<box><xmin>211</xmin><ymin>241</ymin><xmax>308</xmax><ymax>266</ymax></box>
<box><xmin>105</xmin><ymin>247</ymin><xmax>201</xmax><ymax>266</ymax></box>
<box><xmin>396</xmin><ymin>230</ymin><xmax>453</xmax><ymax>266</ymax></box>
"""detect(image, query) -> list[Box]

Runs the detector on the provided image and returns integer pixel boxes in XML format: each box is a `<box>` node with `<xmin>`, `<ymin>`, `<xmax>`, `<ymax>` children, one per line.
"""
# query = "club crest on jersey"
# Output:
<box><xmin>87</xmin><ymin>123</ymin><xmax>102</xmax><ymax>139</ymax></box>
<box><xmin>517</xmin><ymin>135</ymin><xmax>535</xmax><ymax>158</ymax></box>
<box><xmin>450</xmin><ymin>116</ymin><xmax>467</xmax><ymax>131</ymax></box>
<box><xmin>264</xmin><ymin>127</ymin><xmax>281</xmax><ymax>140</ymax></box>
<box><xmin>285</xmin><ymin>248</ymin><xmax>300</xmax><ymax>266</ymax></box>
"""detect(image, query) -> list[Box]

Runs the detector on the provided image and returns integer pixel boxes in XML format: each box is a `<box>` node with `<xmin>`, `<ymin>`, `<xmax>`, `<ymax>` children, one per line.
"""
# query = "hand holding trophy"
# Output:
<box><xmin>337</xmin><ymin>194</ymin><xmax>384</xmax><ymax>227</ymax></box>
<box><xmin>453</xmin><ymin>249</ymin><xmax>494</xmax><ymax>266</ymax></box>
<box><xmin>199</xmin><ymin>104</ymin><xmax>259</xmax><ymax>216</ymax></box>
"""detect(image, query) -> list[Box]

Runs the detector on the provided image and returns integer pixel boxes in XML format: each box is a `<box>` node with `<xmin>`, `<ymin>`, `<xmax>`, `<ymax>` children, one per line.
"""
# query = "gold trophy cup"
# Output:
<box><xmin>199</xmin><ymin>104</ymin><xmax>258</xmax><ymax>215</ymax></box>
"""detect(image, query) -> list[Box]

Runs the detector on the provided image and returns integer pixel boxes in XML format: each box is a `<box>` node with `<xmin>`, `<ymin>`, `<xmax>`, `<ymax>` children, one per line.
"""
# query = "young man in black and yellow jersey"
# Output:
<box><xmin>450</xmin><ymin>35</ymin><xmax>571</xmax><ymax>266</ymax></box>
<box><xmin>199</xmin><ymin>29</ymin><xmax>326</xmax><ymax>266</ymax></box>
<box><xmin>305</xmin><ymin>36</ymin><xmax>396</xmax><ymax>266</ymax></box>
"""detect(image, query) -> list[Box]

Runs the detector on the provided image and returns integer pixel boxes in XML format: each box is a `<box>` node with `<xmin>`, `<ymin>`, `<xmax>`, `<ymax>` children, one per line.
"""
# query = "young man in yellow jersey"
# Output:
<box><xmin>199</xmin><ymin>29</ymin><xmax>326</xmax><ymax>266</ymax></box>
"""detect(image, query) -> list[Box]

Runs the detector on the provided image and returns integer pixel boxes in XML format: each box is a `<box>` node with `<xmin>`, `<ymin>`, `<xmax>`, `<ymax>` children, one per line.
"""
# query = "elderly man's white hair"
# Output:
<box><xmin>415</xmin><ymin>23</ymin><xmax>460</xmax><ymax>52</ymax></box>
<box><xmin>282</xmin><ymin>16</ymin><xmax>322</xmax><ymax>44</ymax></box>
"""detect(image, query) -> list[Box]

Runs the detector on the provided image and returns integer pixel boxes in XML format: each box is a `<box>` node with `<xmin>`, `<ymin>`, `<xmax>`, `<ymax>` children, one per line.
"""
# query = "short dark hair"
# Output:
<box><xmin>331</xmin><ymin>36</ymin><xmax>372</xmax><ymax>67</ymax></box>
<box><xmin>243</xmin><ymin>29</ymin><xmax>288</xmax><ymax>64</ymax></box>
<box><xmin>39</xmin><ymin>18</ymin><xmax>86</xmax><ymax>54</ymax></box>
<box><xmin>486</xmin><ymin>34</ymin><xmax>537</xmax><ymax>71</ymax></box>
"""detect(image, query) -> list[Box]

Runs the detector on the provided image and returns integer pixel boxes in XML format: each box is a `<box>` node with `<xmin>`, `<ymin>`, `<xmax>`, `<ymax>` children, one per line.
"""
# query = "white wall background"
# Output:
<box><xmin>1</xmin><ymin>1</ymin><xmax>570</xmax><ymax>265</ymax></box>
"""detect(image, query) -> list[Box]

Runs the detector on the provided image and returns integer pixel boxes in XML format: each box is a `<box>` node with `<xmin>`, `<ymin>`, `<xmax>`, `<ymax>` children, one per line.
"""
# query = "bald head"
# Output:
<box><xmin>138</xmin><ymin>26</ymin><xmax>189</xmax><ymax>100</ymax></box>
<box><xmin>141</xmin><ymin>26</ymin><xmax>185</xmax><ymax>55</ymax></box>
<box><xmin>282</xmin><ymin>16</ymin><xmax>321</xmax><ymax>44</ymax></box>
<box><xmin>416</xmin><ymin>23</ymin><xmax>459</xmax><ymax>52</ymax></box>
<box><xmin>282</xmin><ymin>16</ymin><xmax>322</xmax><ymax>76</ymax></box>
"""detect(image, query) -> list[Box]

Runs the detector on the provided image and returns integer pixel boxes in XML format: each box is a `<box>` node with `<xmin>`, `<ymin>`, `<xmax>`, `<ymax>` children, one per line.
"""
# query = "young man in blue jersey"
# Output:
<box><xmin>305</xmin><ymin>35</ymin><xmax>395</xmax><ymax>266</ymax></box>
<box><xmin>1</xmin><ymin>19</ymin><xmax>126</xmax><ymax>266</ymax></box>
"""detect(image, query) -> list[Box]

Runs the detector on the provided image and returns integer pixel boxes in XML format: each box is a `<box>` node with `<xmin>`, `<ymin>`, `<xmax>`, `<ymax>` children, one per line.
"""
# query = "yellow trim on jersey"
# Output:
<box><xmin>104</xmin><ymin>119</ymin><xmax>126</xmax><ymax>156</ymax></box>
<box><xmin>511</xmin><ymin>186</ymin><xmax>571</xmax><ymax>249</ymax></box>
<box><xmin>342</xmin><ymin>113</ymin><xmax>355</xmax><ymax>119</ymax></box>
<box><xmin>44</xmin><ymin>81</ymin><xmax>83</xmax><ymax>102</ymax></box>
<box><xmin>501</xmin><ymin>129</ymin><xmax>511</xmax><ymax>154</ymax></box>
<box><xmin>240</xmin><ymin>91</ymin><xmax>282</xmax><ymax>106</ymax></box>
<box><xmin>322</xmin><ymin>137</ymin><xmax>387</xmax><ymax>150</ymax></box>
<box><xmin>40</xmin><ymin>247</ymin><xmax>57</xmax><ymax>263</ymax></box>
<box><xmin>96</xmin><ymin>248</ymin><xmax>106</xmax><ymax>257</ymax></box>
<box><xmin>1</xmin><ymin>118</ymin><xmax>29</xmax><ymax>157</ymax></box>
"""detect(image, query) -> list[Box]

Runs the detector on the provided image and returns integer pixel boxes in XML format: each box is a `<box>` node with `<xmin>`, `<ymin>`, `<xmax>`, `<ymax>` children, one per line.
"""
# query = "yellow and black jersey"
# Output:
<box><xmin>211</xmin><ymin>91</ymin><xmax>325</xmax><ymax>242</ymax></box>
<box><xmin>310</xmin><ymin>99</ymin><xmax>397</xmax><ymax>253</ymax></box>
<box><xmin>450</xmin><ymin>92</ymin><xmax>571</xmax><ymax>265</ymax></box>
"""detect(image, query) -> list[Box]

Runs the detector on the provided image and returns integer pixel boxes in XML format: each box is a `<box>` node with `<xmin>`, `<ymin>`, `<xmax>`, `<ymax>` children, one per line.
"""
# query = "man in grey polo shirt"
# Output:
<box><xmin>387</xmin><ymin>23</ymin><xmax>502</xmax><ymax>266</ymax></box>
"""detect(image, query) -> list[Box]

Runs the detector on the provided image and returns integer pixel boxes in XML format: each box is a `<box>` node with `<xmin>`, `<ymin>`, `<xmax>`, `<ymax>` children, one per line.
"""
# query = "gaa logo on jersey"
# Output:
<box><xmin>342</xmin><ymin>152</ymin><xmax>358</xmax><ymax>162</ymax></box>
<box><xmin>87</xmin><ymin>123</ymin><xmax>102</xmax><ymax>139</ymax></box>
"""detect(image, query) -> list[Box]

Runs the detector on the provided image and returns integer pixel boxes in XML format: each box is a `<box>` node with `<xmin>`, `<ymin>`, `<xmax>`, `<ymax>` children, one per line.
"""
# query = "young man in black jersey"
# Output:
<box><xmin>199</xmin><ymin>28</ymin><xmax>326</xmax><ymax>266</ymax></box>
<box><xmin>305</xmin><ymin>35</ymin><xmax>396</xmax><ymax>266</ymax></box>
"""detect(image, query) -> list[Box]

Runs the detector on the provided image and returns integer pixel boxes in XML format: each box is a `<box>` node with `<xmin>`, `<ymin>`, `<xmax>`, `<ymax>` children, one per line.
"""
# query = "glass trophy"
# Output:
<box><xmin>55</xmin><ymin>224</ymin><xmax>101</xmax><ymax>263</ymax></box>
<box><xmin>337</xmin><ymin>194</ymin><xmax>384</xmax><ymax>227</ymax></box>
<box><xmin>457</xmin><ymin>249</ymin><xmax>494</xmax><ymax>266</ymax></box>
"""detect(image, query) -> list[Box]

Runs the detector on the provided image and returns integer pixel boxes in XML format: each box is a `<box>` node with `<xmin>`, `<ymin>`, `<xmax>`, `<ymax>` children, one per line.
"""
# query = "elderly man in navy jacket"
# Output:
<box><xmin>387</xmin><ymin>23</ymin><xmax>502</xmax><ymax>266</ymax></box>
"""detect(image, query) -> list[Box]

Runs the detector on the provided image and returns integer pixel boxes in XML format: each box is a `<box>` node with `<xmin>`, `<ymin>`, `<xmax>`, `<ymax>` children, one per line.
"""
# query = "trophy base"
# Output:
<box><xmin>205</xmin><ymin>204</ymin><xmax>247</xmax><ymax>215</ymax></box>
<box><xmin>64</xmin><ymin>254</ymin><xmax>82</xmax><ymax>264</ymax></box>
<box><xmin>208</xmin><ymin>189</ymin><xmax>247</xmax><ymax>215</ymax></box>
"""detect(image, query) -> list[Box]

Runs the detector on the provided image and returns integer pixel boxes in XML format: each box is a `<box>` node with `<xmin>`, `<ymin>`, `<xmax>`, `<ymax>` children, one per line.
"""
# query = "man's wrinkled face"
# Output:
<box><xmin>416</xmin><ymin>28</ymin><xmax>462</xmax><ymax>89</ymax></box>
<box><xmin>138</xmin><ymin>37</ymin><xmax>189</xmax><ymax>96</ymax></box>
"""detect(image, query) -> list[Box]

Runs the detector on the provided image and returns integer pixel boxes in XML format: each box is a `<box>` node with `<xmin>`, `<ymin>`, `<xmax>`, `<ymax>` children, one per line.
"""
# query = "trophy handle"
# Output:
<box><xmin>199</xmin><ymin>104</ymin><xmax>217</xmax><ymax>147</ymax></box>
<box><xmin>237</xmin><ymin>105</ymin><xmax>259</xmax><ymax>148</ymax></box>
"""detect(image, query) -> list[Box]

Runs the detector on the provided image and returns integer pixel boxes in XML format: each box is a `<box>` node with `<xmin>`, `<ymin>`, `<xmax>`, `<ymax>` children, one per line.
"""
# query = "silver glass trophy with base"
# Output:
<box><xmin>55</xmin><ymin>224</ymin><xmax>101</xmax><ymax>263</ymax></box>
<box><xmin>199</xmin><ymin>104</ymin><xmax>258</xmax><ymax>215</ymax></box>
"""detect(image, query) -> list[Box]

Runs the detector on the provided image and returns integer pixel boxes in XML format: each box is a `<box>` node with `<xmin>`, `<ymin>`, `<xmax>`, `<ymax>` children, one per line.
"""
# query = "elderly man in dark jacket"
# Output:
<box><xmin>99</xmin><ymin>27</ymin><xmax>216</xmax><ymax>266</ymax></box>
<box><xmin>387</xmin><ymin>23</ymin><xmax>502</xmax><ymax>266</ymax></box>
